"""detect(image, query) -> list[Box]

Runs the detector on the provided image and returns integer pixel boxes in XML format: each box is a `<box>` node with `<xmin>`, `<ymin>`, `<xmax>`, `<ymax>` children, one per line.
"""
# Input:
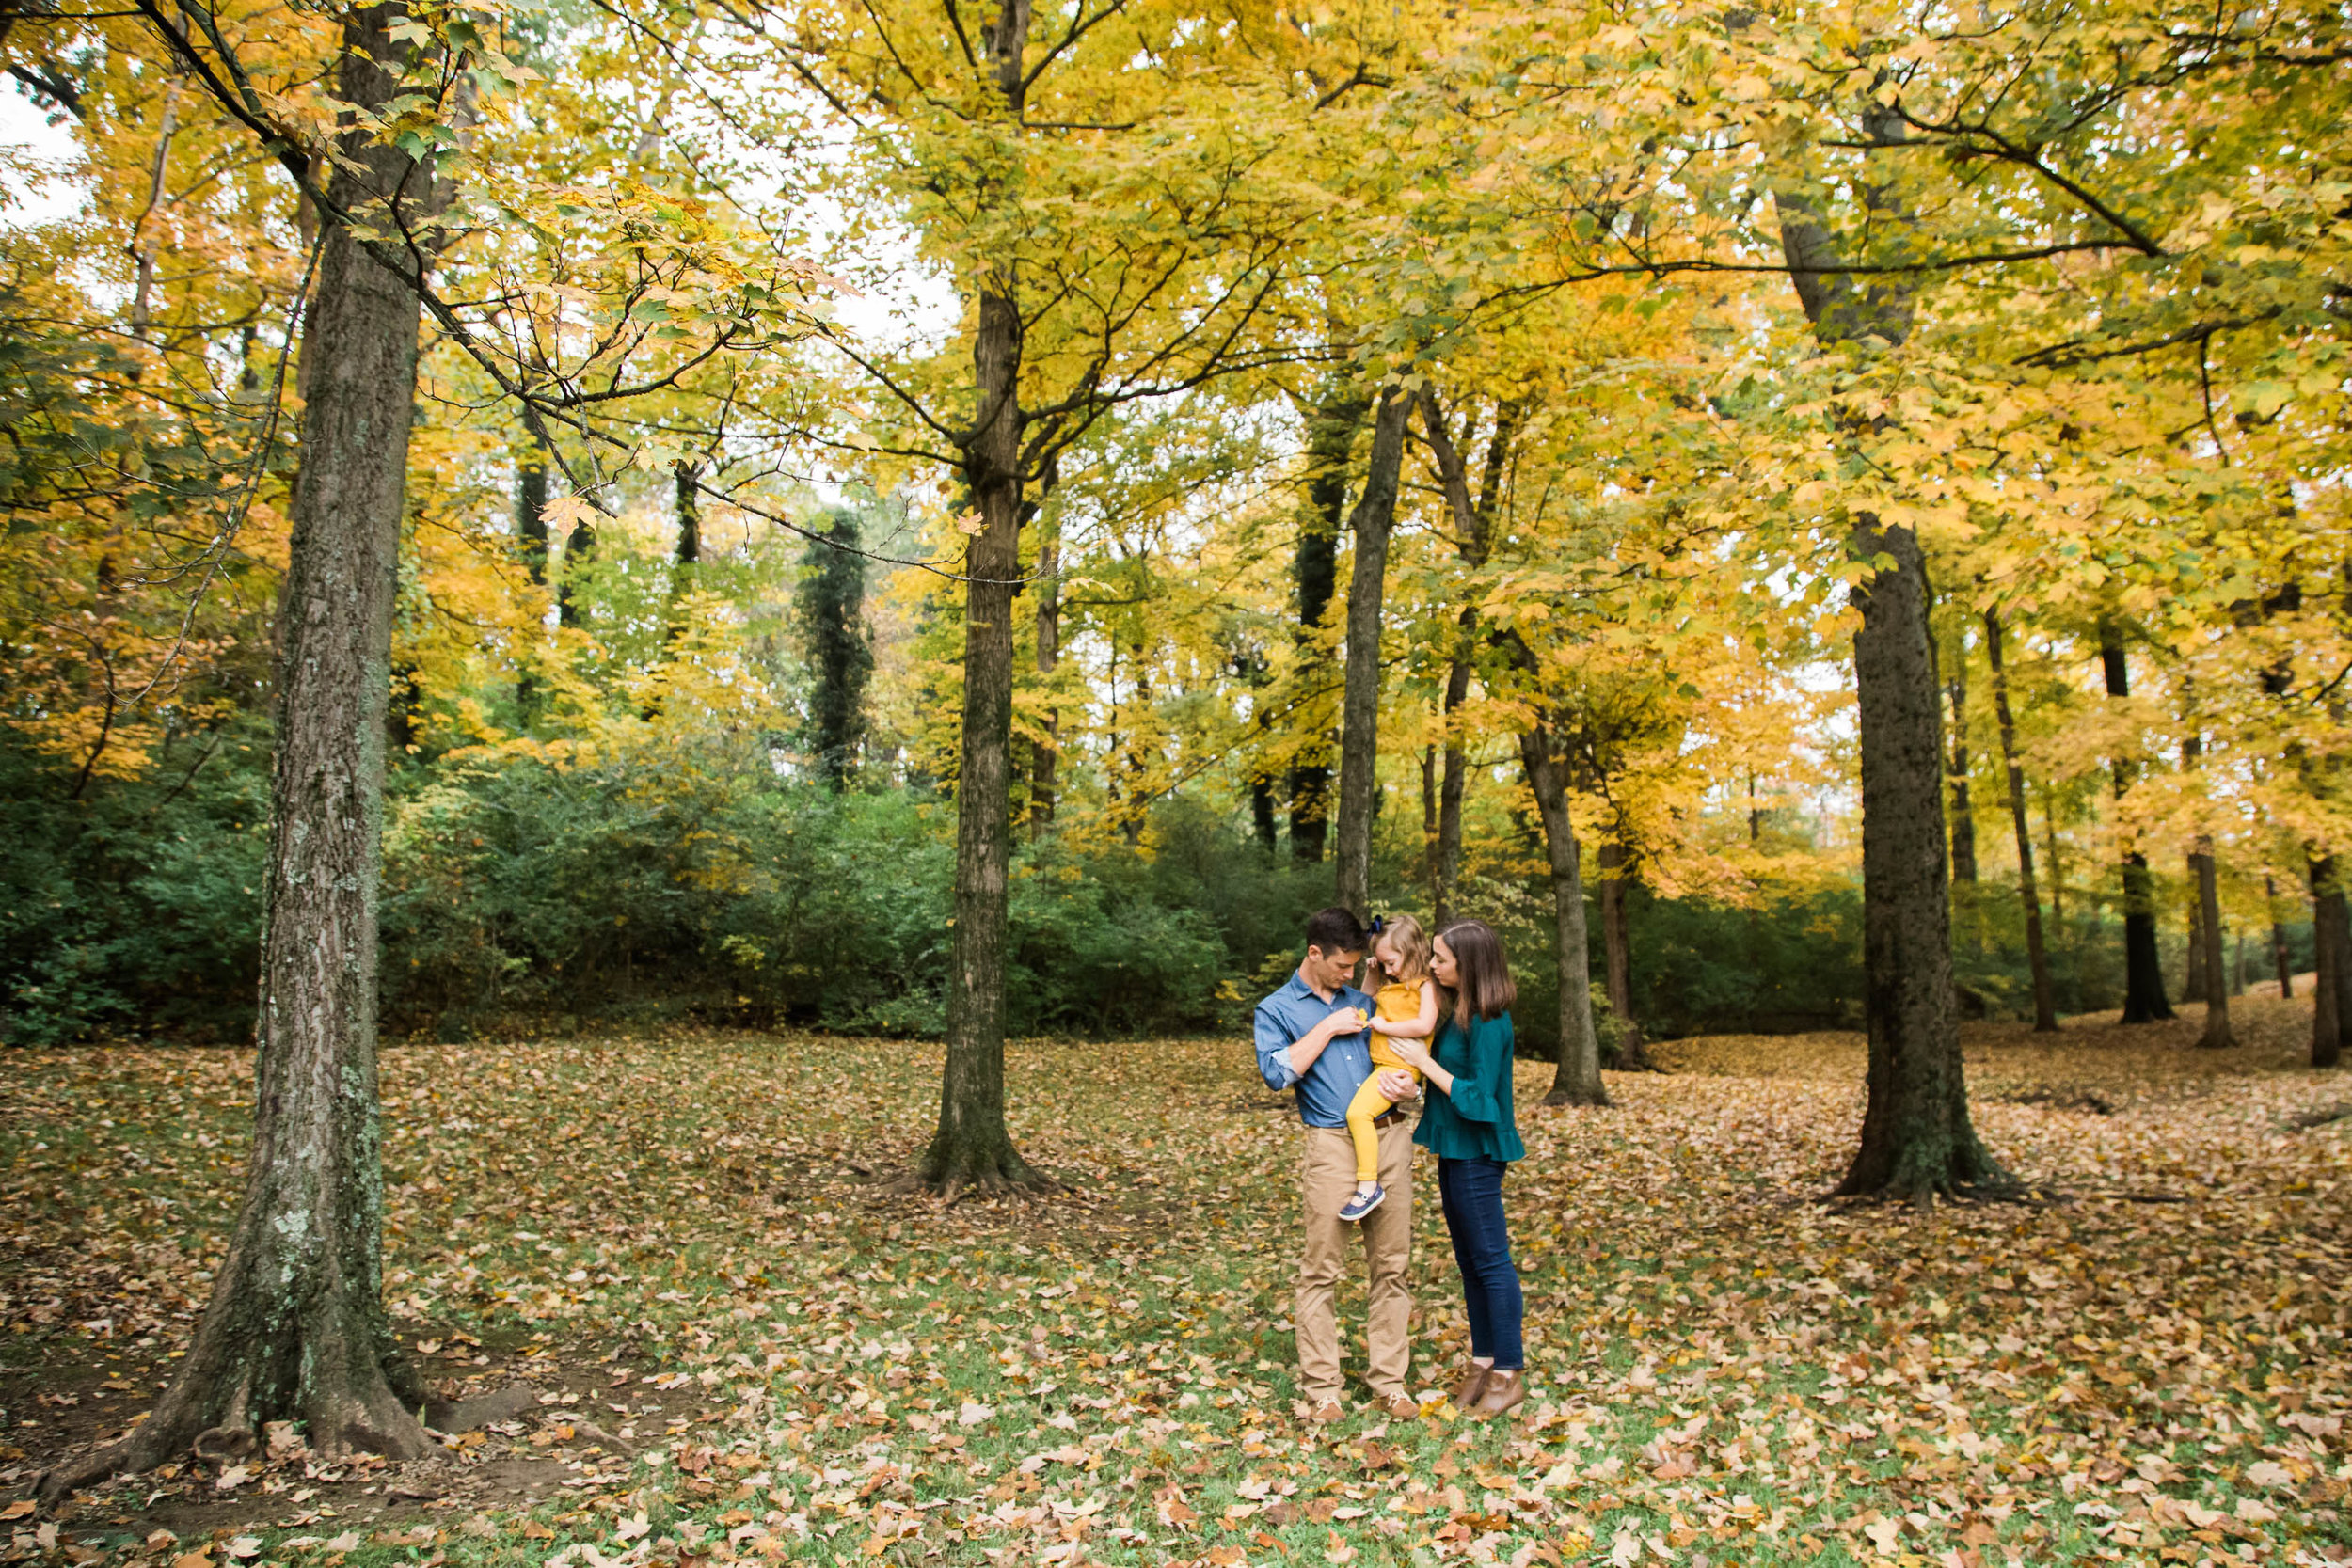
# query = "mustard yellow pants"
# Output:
<box><xmin>1344</xmin><ymin>1069</ymin><xmax>1418</xmax><ymax>1183</ymax></box>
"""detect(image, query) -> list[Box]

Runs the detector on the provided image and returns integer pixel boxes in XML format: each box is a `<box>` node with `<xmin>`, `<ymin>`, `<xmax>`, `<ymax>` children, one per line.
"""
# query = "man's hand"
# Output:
<box><xmin>1318</xmin><ymin>1007</ymin><xmax>1369</xmax><ymax>1041</ymax></box>
<box><xmin>1375</xmin><ymin>1070</ymin><xmax>1420</xmax><ymax>1102</ymax></box>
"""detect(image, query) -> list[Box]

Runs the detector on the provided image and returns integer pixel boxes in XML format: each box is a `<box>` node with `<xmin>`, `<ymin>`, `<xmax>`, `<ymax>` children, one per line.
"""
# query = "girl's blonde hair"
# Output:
<box><xmin>1375</xmin><ymin>913</ymin><xmax>1433</xmax><ymax>985</ymax></box>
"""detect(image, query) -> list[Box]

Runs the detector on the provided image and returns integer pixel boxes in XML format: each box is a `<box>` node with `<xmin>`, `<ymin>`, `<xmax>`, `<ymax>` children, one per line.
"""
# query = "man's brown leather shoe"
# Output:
<box><xmin>1449</xmin><ymin>1361</ymin><xmax>1490</xmax><ymax>1409</ymax></box>
<box><xmin>1469</xmin><ymin>1368</ymin><xmax>1525</xmax><ymax>1419</ymax></box>
<box><xmin>1373</xmin><ymin>1393</ymin><xmax>1420</xmax><ymax>1421</ymax></box>
<box><xmin>1306</xmin><ymin>1398</ymin><xmax>1346</xmax><ymax>1424</ymax></box>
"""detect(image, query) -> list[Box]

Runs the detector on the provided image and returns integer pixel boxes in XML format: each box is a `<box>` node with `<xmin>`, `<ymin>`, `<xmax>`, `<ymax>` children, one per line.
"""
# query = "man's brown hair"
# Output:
<box><xmin>1304</xmin><ymin>905</ymin><xmax>1367</xmax><ymax>956</ymax></box>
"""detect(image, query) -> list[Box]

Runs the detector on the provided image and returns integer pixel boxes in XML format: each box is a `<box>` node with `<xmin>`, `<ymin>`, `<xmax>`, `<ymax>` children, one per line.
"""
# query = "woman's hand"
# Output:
<box><xmin>1386</xmin><ymin>1037</ymin><xmax>1434</xmax><ymax>1071</ymax></box>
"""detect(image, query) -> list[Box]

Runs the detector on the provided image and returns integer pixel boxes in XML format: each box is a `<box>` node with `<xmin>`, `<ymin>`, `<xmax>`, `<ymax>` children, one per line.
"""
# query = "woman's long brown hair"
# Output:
<box><xmin>1437</xmin><ymin>919</ymin><xmax>1518</xmax><ymax>1024</ymax></box>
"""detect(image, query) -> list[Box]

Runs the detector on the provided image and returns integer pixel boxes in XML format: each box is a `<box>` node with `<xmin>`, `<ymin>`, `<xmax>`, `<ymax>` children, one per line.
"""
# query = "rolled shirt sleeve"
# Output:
<box><xmin>1442</xmin><ymin>1015</ymin><xmax>1514</xmax><ymax>1124</ymax></box>
<box><xmin>1255</xmin><ymin>1002</ymin><xmax>1303</xmax><ymax>1092</ymax></box>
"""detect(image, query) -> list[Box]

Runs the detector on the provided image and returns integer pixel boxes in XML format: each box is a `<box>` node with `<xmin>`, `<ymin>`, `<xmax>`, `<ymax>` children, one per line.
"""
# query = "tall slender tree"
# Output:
<box><xmin>2100</xmin><ymin>619</ymin><xmax>2174</xmax><ymax>1022</ymax></box>
<box><xmin>1290</xmin><ymin>383</ymin><xmax>1362</xmax><ymax>863</ymax></box>
<box><xmin>797</xmin><ymin>510</ymin><xmax>872</xmax><ymax>790</ymax></box>
<box><xmin>1983</xmin><ymin>610</ymin><xmax>2057</xmax><ymax>1031</ymax></box>
<box><xmin>1332</xmin><ymin>388</ymin><xmax>1409</xmax><ymax>917</ymax></box>
<box><xmin>1517</xmin><ymin>720</ymin><xmax>1607</xmax><ymax>1105</ymax></box>
<box><xmin>1946</xmin><ymin>624</ymin><xmax>1978</xmax><ymax>885</ymax></box>
<box><xmin>1028</xmin><ymin>513</ymin><xmax>1060</xmax><ymax>834</ymax></box>
<box><xmin>1415</xmin><ymin>388</ymin><xmax>1516</xmax><ymax>927</ymax></box>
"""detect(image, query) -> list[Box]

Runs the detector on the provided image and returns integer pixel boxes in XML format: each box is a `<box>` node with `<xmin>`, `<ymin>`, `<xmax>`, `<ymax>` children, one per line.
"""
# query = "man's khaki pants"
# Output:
<box><xmin>1295</xmin><ymin>1119</ymin><xmax>1413</xmax><ymax>1405</ymax></box>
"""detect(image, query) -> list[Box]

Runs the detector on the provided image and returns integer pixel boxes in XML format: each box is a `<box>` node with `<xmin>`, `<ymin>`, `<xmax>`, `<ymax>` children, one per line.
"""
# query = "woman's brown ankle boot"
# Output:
<box><xmin>1469</xmin><ymin>1368</ymin><xmax>1525</xmax><ymax>1418</ymax></box>
<box><xmin>1449</xmin><ymin>1361</ymin><xmax>1491</xmax><ymax>1409</ymax></box>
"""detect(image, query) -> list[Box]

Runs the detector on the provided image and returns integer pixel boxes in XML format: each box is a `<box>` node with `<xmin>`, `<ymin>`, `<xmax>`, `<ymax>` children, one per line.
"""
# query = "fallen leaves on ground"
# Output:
<box><xmin>1</xmin><ymin>994</ymin><xmax>2346</xmax><ymax>1567</ymax></box>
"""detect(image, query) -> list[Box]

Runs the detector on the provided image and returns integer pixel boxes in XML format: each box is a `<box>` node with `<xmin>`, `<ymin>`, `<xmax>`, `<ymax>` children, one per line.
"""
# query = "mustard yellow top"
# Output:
<box><xmin>1367</xmin><ymin>978</ymin><xmax>1428</xmax><ymax>1077</ymax></box>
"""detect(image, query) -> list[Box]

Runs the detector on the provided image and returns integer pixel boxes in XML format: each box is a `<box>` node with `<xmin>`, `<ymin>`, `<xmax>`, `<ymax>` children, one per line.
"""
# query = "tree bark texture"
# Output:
<box><xmin>2312</xmin><ymin>857</ymin><xmax>2350</xmax><ymax>1069</ymax></box>
<box><xmin>516</xmin><ymin>451</ymin><xmax>549</xmax><ymax>584</ymax></box>
<box><xmin>921</xmin><ymin>0</ymin><xmax>1044</xmax><ymax>1196</ymax></box>
<box><xmin>1778</xmin><ymin>120</ymin><xmax>1999</xmax><ymax>1198</ymax></box>
<box><xmin>674</xmin><ymin>464</ymin><xmax>700</xmax><ymax>567</ymax></box>
<box><xmin>2191</xmin><ymin>844</ymin><xmax>2233</xmax><ymax>1048</ymax></box>
<box><xmin>515</xmin><ymin>446</ymin><xmax>548</xmax><ymax>721</ymax></box>
<box><xmin>1946</xmin><ymin>626</ymin><xmax>1978</xmax><ymax>884</ymax></box>
<box><xmin>1983</xmin><ymin>610</ymin><xmax>2056</xmax><ymax>1031</ymax></box>
<box><xmin>2267</xmin><ymin>875</ymin><xmax>2294</xmax><ymax>1000</ymax></box>
<box><xmin>1029</xmin><ymin>520</ymin><xmax>1059</xmax><ymax>835</ymax></box>
<box><xmin>1518</xmin><ymin>725</ymin><xmax>1607</xmax><ymax>1107</ymax></box>
<box><xmin>2101</xmin><ymin>623</ymin><xmax>2174</xmax><ymax>1022</ymax></box>
<box><xmin>1333</xmin><ymin>388</ymin><xmax>1409</xmax><ymax>919</ymax></box>
<box><xmin>1289</xmin><ymin>384</ymin><xmax>1361</xmax><ymax>863</ymax></box>
<box><xmin>41</xmin><ymin>5</ymin><xmax>437</xmax><ymax>1499</ymax></box>
<box><xmin>797</xmin><ymin>512</ymin><xmax>871</xmax><ymax>790</ymax></box>
<box><xmin>2182</xmin><ymin>876</ymin><xmax>2209</xmax><ymax>1005</ymax></box>
<box><xmin>1833</xmin><ymin>518</ymin><xmax>2001</xmax><ymax>1197</ymax></box>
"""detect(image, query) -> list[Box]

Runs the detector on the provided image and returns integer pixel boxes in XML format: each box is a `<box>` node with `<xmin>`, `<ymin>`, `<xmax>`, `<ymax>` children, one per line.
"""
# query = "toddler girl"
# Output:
<box><xmin>1338</xmin><ymin>913</ymin><xmax>1438</xmax><ymax>1222</ymax></box>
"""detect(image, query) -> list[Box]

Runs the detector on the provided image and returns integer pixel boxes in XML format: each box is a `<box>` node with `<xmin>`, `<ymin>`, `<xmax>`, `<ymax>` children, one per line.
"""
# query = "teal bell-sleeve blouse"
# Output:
<box><xmin>1412</xmin><ymin>1010</ymin><xmax>1526</xmax><ymax>1163</ymax></box>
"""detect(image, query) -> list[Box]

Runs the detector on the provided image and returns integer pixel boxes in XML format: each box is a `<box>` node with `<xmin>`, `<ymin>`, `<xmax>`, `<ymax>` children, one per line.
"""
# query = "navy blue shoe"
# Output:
<box><xmin>1338</xmin><ymin>1184</ymin><xmax>1386</xmax><ymax>1223</ymax></box>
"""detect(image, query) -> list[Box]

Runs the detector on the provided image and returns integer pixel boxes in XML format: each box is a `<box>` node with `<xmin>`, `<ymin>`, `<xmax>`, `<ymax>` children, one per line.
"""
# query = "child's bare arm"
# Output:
<box><xmin>1370</xmin><ymin>979</ymin><xmax>1440</xmax><ymax>1039</ymax></box>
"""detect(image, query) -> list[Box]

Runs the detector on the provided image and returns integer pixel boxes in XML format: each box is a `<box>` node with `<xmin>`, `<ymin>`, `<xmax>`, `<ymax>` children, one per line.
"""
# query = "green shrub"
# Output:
<box><xmin>0</xmin><ymin>726</ymin><xmax>270</xmax><ymax>1044</ymax></box>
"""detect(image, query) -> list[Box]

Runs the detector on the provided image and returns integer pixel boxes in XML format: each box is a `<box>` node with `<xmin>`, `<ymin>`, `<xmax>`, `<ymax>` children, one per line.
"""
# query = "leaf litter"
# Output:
<box><xmin>0</xmin><ymin>993</ymin><xmax>2345</xmax><ymax>1566</ymax></box>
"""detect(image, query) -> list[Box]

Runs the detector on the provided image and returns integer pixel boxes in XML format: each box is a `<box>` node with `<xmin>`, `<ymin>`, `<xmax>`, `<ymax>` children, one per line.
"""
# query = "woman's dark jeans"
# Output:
<box><xmin>1438</xmin><ymin>1156</ymin><xmax>1523</xmax><ymax>1370</ymax></box>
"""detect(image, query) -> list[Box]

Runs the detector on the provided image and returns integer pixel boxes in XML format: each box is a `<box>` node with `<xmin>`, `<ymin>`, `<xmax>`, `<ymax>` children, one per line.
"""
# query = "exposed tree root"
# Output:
<box><xmin>914</xmin><ymin>1132</ymin><xmax>1061</xmax><ymax>1208</ymax></box>
<box><xmin>37</xmin><ymin>1350</ymin><xmax>435</xmax><ymax>1508</ymax></box>
<box><xmin>1541</xmin><ymin>1084</ymin><xmax>1612</xmax><ymax>1108</ymax></box>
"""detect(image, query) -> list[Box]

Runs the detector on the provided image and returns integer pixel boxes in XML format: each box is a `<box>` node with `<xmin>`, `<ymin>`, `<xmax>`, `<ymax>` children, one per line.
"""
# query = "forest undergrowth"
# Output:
<box><xmin>2</xmin><ymin>997</ymin><xmax>2346</xmax><ymax>1567</ymax></box>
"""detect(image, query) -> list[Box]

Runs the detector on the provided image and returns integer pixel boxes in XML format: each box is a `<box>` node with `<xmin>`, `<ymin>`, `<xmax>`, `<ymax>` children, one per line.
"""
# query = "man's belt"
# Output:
<box><xmin>1371</xmin><ymin>1106</ymin><xmax>1412</xmax><ymax>1130</ymax></box>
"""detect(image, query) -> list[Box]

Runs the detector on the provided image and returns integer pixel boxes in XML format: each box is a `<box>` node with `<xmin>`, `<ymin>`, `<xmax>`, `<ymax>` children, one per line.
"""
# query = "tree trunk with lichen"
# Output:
<box><xmin>1778</xmin><ymin>111</ymin><xmax>2003</xmax><ymax>1199</ymax></box>
<box><xmin>919</xmin><ymin>0</ymin><xmax>1047</xmax><ymax>1197</ymax></box>
<box><xmin>40</xmin><ymin>6</ymin><xmax>438</xmax><ymax>1501</ymax></box>
<box><xmin>1829</xmin><ymin>517</ymin><xmax>2004</xmax><ymax>1197</ymax></box>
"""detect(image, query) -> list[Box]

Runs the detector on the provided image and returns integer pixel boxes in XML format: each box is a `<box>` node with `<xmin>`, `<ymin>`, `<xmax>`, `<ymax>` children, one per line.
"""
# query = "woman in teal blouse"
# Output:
<box><xmin>1383</xmin><ymin>919</ymin><xmax>1527</xmax><ymax>1418</ymax></box>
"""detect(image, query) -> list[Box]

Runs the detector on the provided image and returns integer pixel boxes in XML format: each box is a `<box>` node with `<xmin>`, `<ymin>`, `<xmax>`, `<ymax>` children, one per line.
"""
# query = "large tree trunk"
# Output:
<box><xmin>1778</xmin><ymin>115</ymin><xmax>2000</xmax><ymax>1199</ymax></box>
<box><xmin>2192</xmin><ymin>841</ymin><xmax>2233</xmax><ymax>1048</ymax></box>
<box><xmin>1029</xmin><ymin>517</ymin><xmax>1059</xmax><ymax>835</ymax></box>
<box><xmin>2312</xmin><ymin>856</ymin><xmax>2350</xmax><ymax>1069</ymax></box>
<box><xmin>1833</xmin><ymin>516</ymin><xmax>2002</xmax><ymax>1197</ymax></box>
<box><xmin>40</xmin><ymin>5</ymin><xmax>438</xmax><ymax>1499</ymax></box>
<box><xmin>921</xmin><ymin>0</ymin><xmax>1045</xmax><ymax>1196</ymax></box>
<box><xmin>1332</xmin><ymin>389</ymin><xmax>1409</xmax><ymax>917</ymax></box>
<box><xmin>1518</xmin><ymin>724</ymin><xmax>1607</xmax><ymax>1107</ymax></box>
<box><xmin>2101</xmin><ymin>622</ymin><xmax>2174</xmax><ymax>1022</ymax></box>
<box><xmin>1946</xmin><ymin>625</ymin><xmax>1978</xmax><ymax>884</ymax></box>
<box><xmin>1983</xmin><ymin>610</ymin><xmax>2056</xmax><ymax>1031</ymax></box>
<box><xmin>1289</xmin><ymin>383</ymin><xmax>1362</xmax><ymax>863</ymax></box>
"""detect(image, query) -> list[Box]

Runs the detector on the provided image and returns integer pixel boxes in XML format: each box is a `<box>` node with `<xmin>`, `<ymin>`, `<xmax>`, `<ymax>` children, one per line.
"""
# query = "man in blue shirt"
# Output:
<box><xmin>1253</xmin><ymin>906</ymin><xmax>1420</xmax><ymax>1423</ymax></box>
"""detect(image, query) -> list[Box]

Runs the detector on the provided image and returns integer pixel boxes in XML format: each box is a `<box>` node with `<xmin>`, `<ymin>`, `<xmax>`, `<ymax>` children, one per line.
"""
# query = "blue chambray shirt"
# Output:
<box><xmin>1253</xmin><ymin>972</ymin><xmax>1377</xmax><ymax>1129</ymax></box>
